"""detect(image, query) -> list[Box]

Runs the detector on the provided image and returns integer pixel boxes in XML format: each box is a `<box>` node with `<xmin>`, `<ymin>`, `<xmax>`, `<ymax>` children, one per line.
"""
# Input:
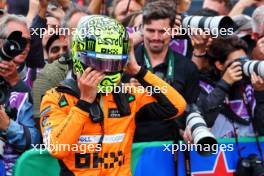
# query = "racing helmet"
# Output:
<box><xmin>71</xmin><ymin>15</ymin><xmax>130</xmax><ymax>93</ymax></box>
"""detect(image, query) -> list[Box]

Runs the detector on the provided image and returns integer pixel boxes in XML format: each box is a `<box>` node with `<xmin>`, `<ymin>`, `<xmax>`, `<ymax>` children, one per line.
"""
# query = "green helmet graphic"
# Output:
<box><xmin>71</xmin><ymin>15</ymin><xmax>130</xmax><ymax>93</ymax></box>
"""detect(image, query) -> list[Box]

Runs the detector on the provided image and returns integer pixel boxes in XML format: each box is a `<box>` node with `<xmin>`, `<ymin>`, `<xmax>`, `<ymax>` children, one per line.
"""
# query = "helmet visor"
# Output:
<box><xmin>78</xmin><ymin>51</ymin><xmax>128</xmax><ymax>73</ymax></box>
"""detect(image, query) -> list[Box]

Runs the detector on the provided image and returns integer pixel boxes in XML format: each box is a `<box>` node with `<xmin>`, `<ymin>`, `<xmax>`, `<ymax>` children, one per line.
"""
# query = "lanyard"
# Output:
<box><xmin>225</xmin><ymin>86</ymin><xmax>252</xmax><ymax>119</ymax></box>
<box><xmin>143</xmin><ymin>47</ymin><xmax>175</xmax><ymax>82</ymax></box>
<box><xmin>228</xmin><ymin>86</ymin><xmax>264</xmax><ymax>161</ymax></box>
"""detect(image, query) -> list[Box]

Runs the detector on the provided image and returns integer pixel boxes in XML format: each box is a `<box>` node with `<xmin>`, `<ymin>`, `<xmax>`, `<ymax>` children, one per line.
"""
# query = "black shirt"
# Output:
<box><xmin>123</xmin><ymin>43</ymin><xmax>200</xmax><ymax>142</ymax></box>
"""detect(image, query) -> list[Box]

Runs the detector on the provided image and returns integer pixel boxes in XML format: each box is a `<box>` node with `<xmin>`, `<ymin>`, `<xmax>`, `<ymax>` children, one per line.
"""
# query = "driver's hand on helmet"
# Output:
<box><xmin>77</xmin><ymin>67</ymin><xmax>105</xmax><ymax>103</ymax></box>
<box><xmin>126</xmin><ymin>38</ymin><xmax>141</xmax><ymax>76</ymax></box>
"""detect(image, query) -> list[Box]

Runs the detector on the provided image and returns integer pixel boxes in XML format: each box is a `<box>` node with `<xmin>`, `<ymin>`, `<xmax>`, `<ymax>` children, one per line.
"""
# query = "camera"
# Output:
<box><xmin>0</xmin><ymin>31</ymin><xmax>27</xmax><ymax>62</ymax></box>
<box><xmin>237</xmin><ymin>154</ymin><xmax>264</xmax><ymax>176</ymax></box>
<box><xmin>0</xmin><ymin>31</ymin><xmax>27</xmax><ymax>104</ymax></box>
<box><xmin>186</xmin><ymin>105</ymin><xmax>217</xmax><ymax>155</ymax></box>
<box><xmin>237</xmin><ymin>57</ymin><xmax>264</xmax><ymax>79</ymax></box>
<box><xmin>182</xmin><ymin>15</ymin><xmax>236</xmax><ymax>38</ymax></box>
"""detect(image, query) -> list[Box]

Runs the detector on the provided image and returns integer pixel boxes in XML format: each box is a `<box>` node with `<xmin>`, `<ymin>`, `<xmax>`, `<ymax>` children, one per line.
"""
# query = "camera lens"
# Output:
<box><xmin>0</xmin><ymin>31</ymin><xmax>27</xmax><ymax>61</ymax></box>
<box><xmin>182</xmin><ymin>15</ymin><xmax>236</xmax><ymax>38</ymax></box>
<box><xmin>242</xmin><ymin>60</ymin><xmax>264</xmax><ymax>79</ymax></box>
<box><xmin>257</xmin><ymin>61</ymin><xmax>264</xmax><ymax>79</ymax></box>
<box><xmin>186</xmin><ymin>112</ymin><xmax>217</xmax><ymax>155</ymax></box>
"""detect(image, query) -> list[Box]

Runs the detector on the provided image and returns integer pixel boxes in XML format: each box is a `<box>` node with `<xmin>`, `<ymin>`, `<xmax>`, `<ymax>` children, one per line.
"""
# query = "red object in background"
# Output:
<box><xmin>192</xmin><ymin>152</ymin><xmax>235</xmax><ymax>176</ymax></box>
<box><xmin>252</xmin><ymin>32</ymin><xmax>264</xmax><ymax>41</ymax></box>
<box><xmin>77</xmin><ymin>0</ymin><xmax>84</xmax><ymax>6</ymax></box>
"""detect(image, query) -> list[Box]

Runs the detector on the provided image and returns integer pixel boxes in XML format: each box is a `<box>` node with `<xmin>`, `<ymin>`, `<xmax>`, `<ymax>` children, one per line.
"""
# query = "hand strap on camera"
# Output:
<box><xmin>231</xmin><ymin>121</ymin><xmax>242</xmax><ymax>159</ymax></box>
<box><xmin>231</xmin><ymin>119</ymin><xmax>264</xmax><ymax>161</ymax></box>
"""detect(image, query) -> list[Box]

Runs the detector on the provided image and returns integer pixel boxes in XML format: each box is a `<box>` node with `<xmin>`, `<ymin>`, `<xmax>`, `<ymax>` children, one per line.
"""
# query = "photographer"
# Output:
<box><xmin>196</xmin><ymin>36</ymin><xmax>264</xmax><ymax>138</ymax></box>
<box><xmin>0</xmin><ymin>14</ymin><xmax>40</xmax><ymax>176</ymax></box>
<box><xmin>26</xmin><ymin>0</ymin><xmax>72</xmax><ymax>69</ymax></box>
<box><xmin>0</xmin><ymin>14</ymin><xmax>33</xmax><ymax>96</ymax></box>
<box><xmin>251</xmin><ymin>5</ymin><xmax>264</xmax><ymax>60</ymax></box>
<box><xmin>33</xmin><ymin>6</ymin><xmax>88</xmax><ymax>129</ymax></box>
<box><xmin>39</xmin><ymin>15</ymin><xmax>186</xmax><ymax>176</ymax></box>
<box><xmin>122</xmin><ymin>1</ymin><xmax>199</xmax><ymax>143</ymax></box>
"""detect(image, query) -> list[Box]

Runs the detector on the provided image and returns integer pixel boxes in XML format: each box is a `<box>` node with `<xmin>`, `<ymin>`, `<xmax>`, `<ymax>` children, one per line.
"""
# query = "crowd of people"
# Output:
<box><xmin>0</xmin><ymin>0</ymin><xmax>264</xmax><ymax>175</ymax></box>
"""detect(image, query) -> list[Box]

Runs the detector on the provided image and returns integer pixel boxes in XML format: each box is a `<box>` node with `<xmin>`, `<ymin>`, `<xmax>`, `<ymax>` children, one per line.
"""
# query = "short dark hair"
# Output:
<box><xmin>109</xmin><ymin>0</ymin><xmax>123</xmax><ymax>18</ymax></box>
<box><xmin>143</xmin><ymin>1</ymin><xmax>176</xmax><ymax>27</ymax></box>
<box><xmin>61</xmin><ymin>5</ymin><xmax>90</xmax><ymax>28</ymax></box>
<box><xmin>46</xmin><ymin>34</ymin><xmax>60</xmax><ymax>53</ymax></box>
<box><xmin>207</xmin><ymin>36</ymin><xmax>248</xmax><ymax>64</ymax></box>
<box><xmin>192</xmin><ymin>8</ymin><xmax>220</xmax><ymax>16</ymax></box>
<box><xmin>211</xmin><ymin>0</ymin><xmax>233</xmax><ymax>11</ymax></box>
<box><xmin>121</xmin><ymin>10</ymin><xmax>142</xmax><ymax>27</ymax></box>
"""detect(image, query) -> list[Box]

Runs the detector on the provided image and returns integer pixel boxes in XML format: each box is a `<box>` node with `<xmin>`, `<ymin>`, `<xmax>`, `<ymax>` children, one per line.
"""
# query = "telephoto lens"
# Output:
<box><xmin>182</xmin><ymin>15</ymin><xmax>236</xmax><ymax>38</ymax></box>
<box><xmin>241</xmin><ymin>59</ymin><xmax>264</xmax><ymax>79</ymax></box>
<box><xmin>186</xmin><ymin>112</ymin><xmax>218</xmax><ymax>155</ymax></box>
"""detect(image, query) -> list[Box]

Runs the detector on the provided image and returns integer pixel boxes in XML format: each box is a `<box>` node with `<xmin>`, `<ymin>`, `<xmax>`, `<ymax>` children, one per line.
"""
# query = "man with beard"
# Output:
<box><xmin>124</xmin><ymin>1</ymin><xmax>200</xmax><ymax>144</ymax></box>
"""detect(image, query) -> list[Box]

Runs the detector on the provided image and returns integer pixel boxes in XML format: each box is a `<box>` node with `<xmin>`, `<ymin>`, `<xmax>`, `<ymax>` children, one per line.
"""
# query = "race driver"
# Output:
<box><xmin>40</xmin><ymin>15</ymin><xmax>186</xmax><ymax>176</ymax></box>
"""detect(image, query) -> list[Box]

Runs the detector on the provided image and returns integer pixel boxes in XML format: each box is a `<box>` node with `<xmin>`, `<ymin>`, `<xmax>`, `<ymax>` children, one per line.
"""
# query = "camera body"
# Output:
<box><xmin>237</xmin><ymin>154</ymin><xmax>264</xmax><ymax>176</ymax></box>
<box><xmin>0</xmin><ymin>31</ymin><xmax>27</xmax><ymax>62</ymax></box>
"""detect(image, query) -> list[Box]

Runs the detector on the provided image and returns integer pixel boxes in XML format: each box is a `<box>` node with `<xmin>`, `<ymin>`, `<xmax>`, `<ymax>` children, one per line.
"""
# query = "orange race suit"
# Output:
<box><xmin>40</xmin><ymin>68</ymin><xmax>186</xmax><ymax>176</ymax></box>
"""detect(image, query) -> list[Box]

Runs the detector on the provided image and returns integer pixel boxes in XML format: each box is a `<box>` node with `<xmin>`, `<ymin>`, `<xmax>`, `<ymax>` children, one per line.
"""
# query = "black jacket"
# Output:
<box><xmin>26</xmin><ymin>15</ymin><xmax>46</xmax><ymax>68</ymax></box>
<box><xmin>123</xmin><ymin>44</ymin><xmax>200</xmax><ymax>142</ymax></box>
<box><xmin>198</xmin><ymin>71</ymin><xmax>264</xmax><ymax>135</ymax></box>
